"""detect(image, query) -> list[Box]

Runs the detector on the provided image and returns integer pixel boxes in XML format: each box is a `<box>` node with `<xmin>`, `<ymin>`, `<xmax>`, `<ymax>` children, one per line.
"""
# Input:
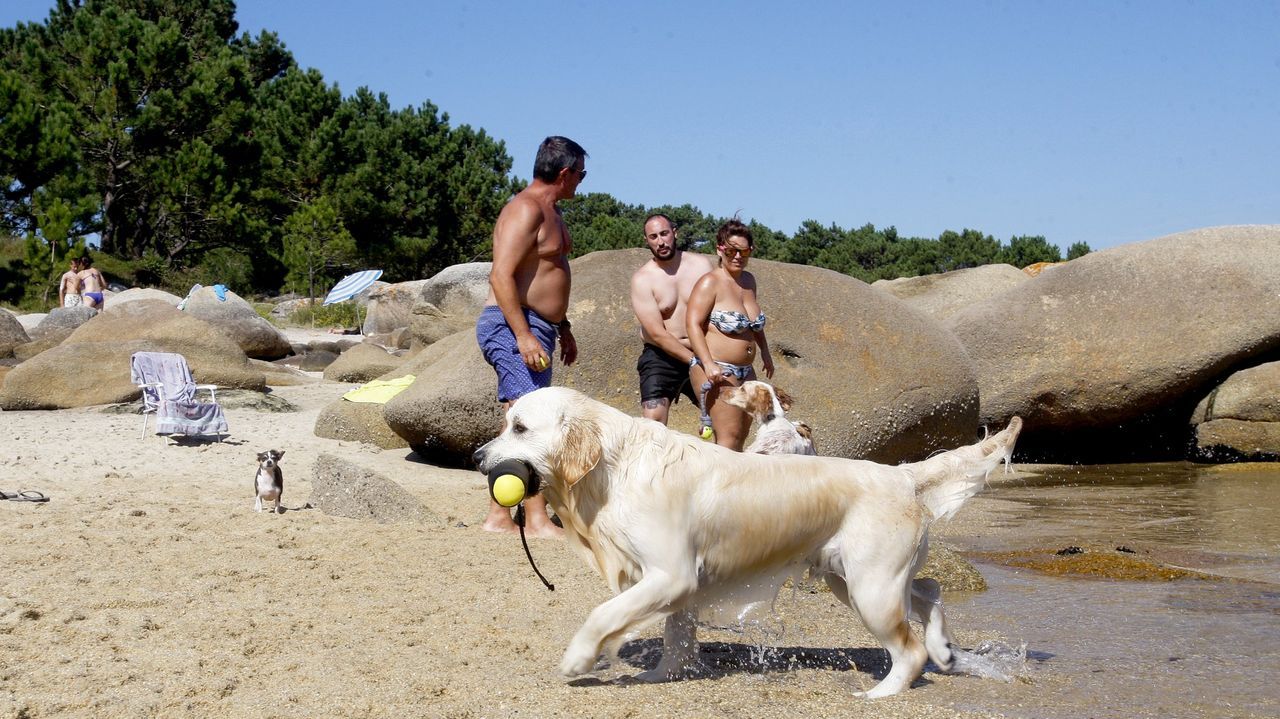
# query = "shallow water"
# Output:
<box><xmin>944</xmin><ymin>462</ymin><xmax>1280</xmax><ymax>718</ymax></box>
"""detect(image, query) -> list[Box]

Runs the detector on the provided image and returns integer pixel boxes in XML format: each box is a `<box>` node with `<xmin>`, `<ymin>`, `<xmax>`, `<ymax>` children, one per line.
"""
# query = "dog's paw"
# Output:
<box><xmin>559</xmin><ymin>648</ymin><xmax>604</xmax><ymax>678</ymax></box>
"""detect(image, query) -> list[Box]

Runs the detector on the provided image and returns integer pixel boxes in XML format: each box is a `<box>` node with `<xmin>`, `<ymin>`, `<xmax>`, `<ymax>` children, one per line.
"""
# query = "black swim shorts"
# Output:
<box><xmin>637</xmin><ymin>343</ymin><xmax>699</xmax><ymax>405</ymax></box>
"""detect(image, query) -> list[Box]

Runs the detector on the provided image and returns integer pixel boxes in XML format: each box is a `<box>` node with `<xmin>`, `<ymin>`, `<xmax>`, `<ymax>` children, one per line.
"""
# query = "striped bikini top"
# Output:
<box><xmin>709</xmin><ymin>309</ymin><xmax>766</xmax><ymax>335</ymax></box>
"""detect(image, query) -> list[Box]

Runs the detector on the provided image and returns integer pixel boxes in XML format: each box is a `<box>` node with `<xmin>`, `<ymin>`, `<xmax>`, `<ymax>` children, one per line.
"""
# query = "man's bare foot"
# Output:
<box><xmin>521</xmin><ymin>519</ymin><xmax>565</xmax><ymax>539</ymax></box>
<box><xmin>520</xmin><ymin>496</ymin><xmax>564</xmax><ymax>539</ymax></box>
<box><xmin>482</xmin><ymin>501</ymin><xmax>520</xmax><ymax>534</ymax></box>
<box><xmin>481</xmin><ymin>517</ymin><xmax>521</xmax><ymax>535</ymax></box>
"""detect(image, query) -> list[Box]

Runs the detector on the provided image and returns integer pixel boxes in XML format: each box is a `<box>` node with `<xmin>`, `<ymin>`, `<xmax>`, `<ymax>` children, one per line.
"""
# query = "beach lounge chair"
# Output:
<box><xmin>130</xmin><ymin>351</ymin><xmax>228</xmax><ymax>441</ymax></box>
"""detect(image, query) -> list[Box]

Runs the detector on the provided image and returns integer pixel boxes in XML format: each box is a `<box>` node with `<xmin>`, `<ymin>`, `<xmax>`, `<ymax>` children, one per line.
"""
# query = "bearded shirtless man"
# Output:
<box><xmin>629</xmin><ymin>214</ymin><xmax>713</xmax><ymax>424</ymax></box>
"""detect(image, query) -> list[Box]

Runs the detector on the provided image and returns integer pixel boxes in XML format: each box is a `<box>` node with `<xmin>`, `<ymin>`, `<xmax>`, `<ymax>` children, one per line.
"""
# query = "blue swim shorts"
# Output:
<box><xmin>476</xmin><ymin>305</ymin><xmax>557</xmax><ymax>403</ymax></box>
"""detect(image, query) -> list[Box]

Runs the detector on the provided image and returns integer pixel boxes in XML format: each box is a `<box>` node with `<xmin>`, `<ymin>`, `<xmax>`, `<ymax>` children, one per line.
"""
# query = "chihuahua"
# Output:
<box><xmin>254</xmin><ymin>450</ymin><xmax>285</xmax><ymax>513</ymax></box>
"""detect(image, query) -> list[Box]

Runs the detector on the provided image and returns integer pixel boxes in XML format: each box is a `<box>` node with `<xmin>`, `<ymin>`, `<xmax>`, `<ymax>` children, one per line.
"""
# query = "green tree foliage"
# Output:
<box><xmin>254</xmin><ymin>79</ymin><xmax>518</xmax><ymax>282</ymax></box>
<box><xmin>21</xmin><ymin>192</ymin><xmax>81</xmax><ymax>305</ymax></box>
<box><xmin>996</xmin><ymin>235</ymin><xmax>1062</xmax><ymax>267</ymax></box>
<box><xmin>0</xmin><ymin>0</ymin><xmax>273</xmax><ymax>266</ymax></box>
<box><xmin>1</xmin><ymin>1</ymin><xmax>517</xmax><ymax>297</ymax></box>
<box><xmin>1067</xmin><ymin>241</ymin><xmax>1091</xmax><ymax>260</ymax></box>
<box><xmin>281</xmin><ymin>195</ymin><xmax>356</xmax><ymax>304</ymax></box>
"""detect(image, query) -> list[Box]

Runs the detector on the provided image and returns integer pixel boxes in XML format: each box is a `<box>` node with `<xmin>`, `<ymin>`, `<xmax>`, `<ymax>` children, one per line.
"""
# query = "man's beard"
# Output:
<box><xmin>650</xmin><ymin>245</ymin><xmax>675</xmax><ymax>260</ymax></box>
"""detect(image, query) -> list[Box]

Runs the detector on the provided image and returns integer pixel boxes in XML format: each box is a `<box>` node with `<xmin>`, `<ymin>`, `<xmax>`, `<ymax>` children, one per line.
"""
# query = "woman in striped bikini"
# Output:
<box><xmin>686</xmin><ymin>218</ymin><xmax>775</xmax><ymax>451</ymax></box>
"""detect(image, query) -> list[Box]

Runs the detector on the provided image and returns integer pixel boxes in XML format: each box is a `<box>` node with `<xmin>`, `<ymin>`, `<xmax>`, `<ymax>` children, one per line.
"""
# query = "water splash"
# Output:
<box><xmin>950</xmin><ymin>639</ymin><xmax>1028</xmax><ymax>682</ymax></box>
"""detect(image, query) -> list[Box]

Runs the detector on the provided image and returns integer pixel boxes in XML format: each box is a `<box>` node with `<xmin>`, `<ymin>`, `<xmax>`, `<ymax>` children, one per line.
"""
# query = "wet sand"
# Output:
<box><xmin>2</xmin><ymin>383</ymin><xmax>1276</xmax><ymax>718</ymax></box>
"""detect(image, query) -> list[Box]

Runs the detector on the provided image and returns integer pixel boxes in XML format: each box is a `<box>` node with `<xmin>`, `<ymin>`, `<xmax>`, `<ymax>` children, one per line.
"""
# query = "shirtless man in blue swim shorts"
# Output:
<box><xmin>476</xmin><ymin>136</ymin><xmax>585</xmax><ymax>537</ymax></box>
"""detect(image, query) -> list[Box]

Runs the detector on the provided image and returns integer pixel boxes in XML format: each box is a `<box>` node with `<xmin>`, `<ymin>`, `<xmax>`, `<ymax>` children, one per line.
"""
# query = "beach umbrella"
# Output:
<box><xmin>323</xmin><ymin>269</ymin><xmax>383</xmax><ymax>332</ymax></box>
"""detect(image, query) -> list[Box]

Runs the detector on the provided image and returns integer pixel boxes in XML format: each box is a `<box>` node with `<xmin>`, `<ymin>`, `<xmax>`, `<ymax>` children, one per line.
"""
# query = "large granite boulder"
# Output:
<box><xmin>0</xmin><ymin>311</ymin><xmax>29</xmax><ymax>358</ymax></box>
<box><xmin>30</xmin><ymin>306</ymin><xmax>97</xmax><ymax>340</ymax></box>
<box><xmin>1191</xmin><ymin>361</ymin><xmax>1280</xmax><ymax>460</ymax></box>
<box><xmin>0</xmin><ymin>302</ymin><xmax>265</xmax><ymax>410</ymax></box>
<box><xmin>182</xmin><ymin>286</ymin><xmax>291</xmax><ymax>359</ymax></box>
<box><xmin>15</xmin><ymin>313</ymin><xmax>46</xmax><ymax>333</ymax></box>
<box><xmin>948</xmin><ymin>225</ymin><xmax>1280</xmax><ymax>460</ymax></box>
<box><xmin>362</xmin><ymin>280</ymin><xmax>429</xmax><ymax>335</ymax></box>
<box><xmin>873</xmin><ymin>264</ymin><xmax>1029</xmax><ymax>321</ymax></box>
<box><xmin>250</xmin><ymin>359</ymin><xmax>321</xmax><ymax>387</ymax></box>
<box><xmin>308</xmin><ymin>454</ymin><xmax>436</xmax><ymax>524</ymax></box>
<box><xmin>269</xmin><ymin>297</ymin><xmax>315</xmax><ymax>320</ymax></box>
<box><xmin>377</xmin><ymin>249</ymin><xmax>979</xmax><ymax>465</ymax></box>
<box><xmin>12</xmin><ymin>335</ymin><xmax>63</xmax><ymax>362</ymax></box>
<box><xmin>314</xmin><ymin>400</ymin><xmax>411</xmax><ymax>450</ymax></box>
<box><xmin>322</xmin><ymin>342</ymin><xmax>405</xmax><ymax>383</ymax></box>
<box><xmin>408</xmin><ymin>262</ymin><xmax>491</xmax><ymax>347</ymax></box>
<box><xmin>109</xmin><ymin>287</ymin><xmax>183</xmax><ymax>309</ymax></box>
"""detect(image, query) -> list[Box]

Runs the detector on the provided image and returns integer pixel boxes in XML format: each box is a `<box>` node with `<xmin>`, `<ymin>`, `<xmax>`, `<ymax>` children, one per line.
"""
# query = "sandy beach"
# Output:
<box><xmin>0</xmin><ymin>375</ymin><xmax>1057</xmax><ymax>719</ymax></box>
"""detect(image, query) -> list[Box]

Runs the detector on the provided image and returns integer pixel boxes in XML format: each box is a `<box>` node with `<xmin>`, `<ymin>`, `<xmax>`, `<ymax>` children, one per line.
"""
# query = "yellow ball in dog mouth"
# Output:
<box><xmin>491</xmin><ymin>474</ymin><xmax>526</xmax><ymax>507</ymax></box>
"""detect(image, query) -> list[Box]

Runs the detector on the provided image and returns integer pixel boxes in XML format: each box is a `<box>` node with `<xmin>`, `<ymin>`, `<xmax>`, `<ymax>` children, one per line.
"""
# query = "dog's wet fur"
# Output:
<box><xmin>474</xmin><ymin>387</ymin><xmax>1022</xmax><ymax>698</ymax></box>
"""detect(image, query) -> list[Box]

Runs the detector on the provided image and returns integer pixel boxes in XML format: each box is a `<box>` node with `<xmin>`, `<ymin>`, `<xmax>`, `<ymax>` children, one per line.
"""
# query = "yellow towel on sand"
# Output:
<box><xmin>342</xmin><ymin>375</ymin><xmax>416</xmax><ymax>404</ymax></box>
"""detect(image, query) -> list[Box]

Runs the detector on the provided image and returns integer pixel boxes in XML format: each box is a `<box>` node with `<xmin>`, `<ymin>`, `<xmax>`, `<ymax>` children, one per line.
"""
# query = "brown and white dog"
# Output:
<box><xmin>721</xmin><ymin>381</ymin><xmax>817</xmax><ymax>455</ymax></box>
<box><xmin>253</xmin><ymin>450</ymin><xmax>285</xmax><ymax>514</ymax></box>
<box><xmin>473</xmin><ymin>386</ymin><xmax>1021</xmax><ymax>698</ymax></box>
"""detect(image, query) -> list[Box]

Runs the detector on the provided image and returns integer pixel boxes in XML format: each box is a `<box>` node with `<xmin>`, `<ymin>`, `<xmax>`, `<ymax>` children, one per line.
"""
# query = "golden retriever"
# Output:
<box><xmin>473</xmin><ymin>386</ymin><xmax>1021</xmax><ymax>698</ymax></box>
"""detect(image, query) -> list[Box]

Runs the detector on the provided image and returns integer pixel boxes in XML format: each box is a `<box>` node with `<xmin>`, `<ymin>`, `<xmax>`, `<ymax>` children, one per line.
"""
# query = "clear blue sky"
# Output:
<box><xmin>5</xmin><ymin>1</ymin><xmax>1278</xmax><ymax>251</ymax></box>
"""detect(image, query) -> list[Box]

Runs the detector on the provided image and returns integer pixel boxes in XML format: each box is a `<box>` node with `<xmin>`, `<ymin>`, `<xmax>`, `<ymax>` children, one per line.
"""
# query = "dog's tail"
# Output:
<box><xmin>908</xmin><ymin>417</ymin><xmax>1022</xmax><ymax>522</ymax></box>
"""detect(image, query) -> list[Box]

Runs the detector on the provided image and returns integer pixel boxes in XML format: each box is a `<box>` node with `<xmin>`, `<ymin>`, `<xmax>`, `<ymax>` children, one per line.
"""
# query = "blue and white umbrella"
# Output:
<box><xmin>323</xmin><ymin>269</ymin><xmax>383</xmax><ymax>305</ymax></box>
<box><xmin>322</xmin><ymin>269</ymin><xmax>383</xmax><ymax>333</ymax></box>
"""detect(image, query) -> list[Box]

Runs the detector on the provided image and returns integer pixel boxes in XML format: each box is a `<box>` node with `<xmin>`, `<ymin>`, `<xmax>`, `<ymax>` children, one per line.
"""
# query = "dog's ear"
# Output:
<box><xmin>555</xmin><ymin>414</ymin><xmax>603</xmax><ymax>487</ymax></box>
<box><xmin>276</xmin><ymin>450</ymin><xmax>285</xmax><ymax>459</ymax></box>
<box><xmin>794</xmin><ymin>420</ymin><xmax>812</xmax><ymax>439</ymax></box>
<box><xmin>774</xmin><ymin>387</ymin><xmax>794</xmax><ymax>413</ymax></box>
<box><xmin>256</xmin><ymin>452</ymin><xmax>267</xmax><ymax>462</ymax></box>
<box><xmin>719</xmin><ymin>385</ymin><xmax>746</xmax><ymax>410</ymax></box>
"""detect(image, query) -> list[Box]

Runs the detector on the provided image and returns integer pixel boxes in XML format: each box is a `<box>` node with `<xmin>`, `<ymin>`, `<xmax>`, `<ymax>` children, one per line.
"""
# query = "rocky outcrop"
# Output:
<box><xmin>408</xmin><ymin>262</ymin><xmax>491</xmax><ymax>347</ymax></box>
<box><xmin>0</xmin><ymin>302</ymin><xmax>265</xmax><ymax>410</ymax></box>
<box><xmin>29</xmin><ymin>306</ymin><xmax>97</xmax><ymax>340</ymax></box>
<box><xmin>182</xmin><ymin>286</ymin><xmax>292</xmax><ymax>359</ymax></box>
<box><xmin>0</xmin><ymin>311</ymin><xmax>29</xmax><ymax>358</ymax></box>
<box><xmin>322</xmin><ymin>343</ymin><xmax>405</xmax><ymax>383</ymax></box>
<box><xmin>380</xmin><ymin>330</ymin><xmax>503</xmax><ymax>462</ymax></box>
<box><xmin>15</xmin><ymin>313</ymin><xmax>45</xmax><ymax>333</ymax></box>
<box><xmin>378</xmin><ymin>249</ymin><xmax>979</xmax><ymax>465</ymax></box>
<box><xmin>12</xmin><ymin>335</ymin><xmax>62</xmax><ymax>362</ymax></box>
<box><xmin>314</xmin><ymin>401</ymin><xmax>410</xmax><ymax>450</ymax></box>
<box><xmin>872</xmin><ymin>264</ymin><xmax>1028</xmax><ymax>321</ymax></box>
<box><xmin>250</xmin><ymin>359</ymin><xmax>320</xmax><ymax>387</ymax></box>
<box><xmin>108</xmin><ymin>287</ymin><xmax>183</xmax><ymax>308</ymax></box>
<box><xmin>1191</xmin><ymin>361</ymin><xmax>1280</xmax><ymax>460</ymax></box>
<box><xmin>948</xmin><ymin>225</ymin><xmax>1280</xmax><ymax>460</ymax></box>
<box><xmin>308</xmin><ymin>454</ymin><xmax>436</xmax><ymax>524</ymax></box>
<box><xmin>362</xmin><ymin>280</ymin><xmax>429</xmax><ymax>335</ymax></box>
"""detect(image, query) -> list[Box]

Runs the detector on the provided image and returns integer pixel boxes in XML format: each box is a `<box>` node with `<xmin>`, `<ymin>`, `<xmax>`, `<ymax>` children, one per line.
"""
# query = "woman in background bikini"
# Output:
<box><xmin>686</xmin><ymin>218</ymin><xmax>775</xmax><ymax>451</ymax></box>
<box><xmin>78</xmin><ymin>255</ymin><xmax>106</xmax><ymax>309</ymax></box>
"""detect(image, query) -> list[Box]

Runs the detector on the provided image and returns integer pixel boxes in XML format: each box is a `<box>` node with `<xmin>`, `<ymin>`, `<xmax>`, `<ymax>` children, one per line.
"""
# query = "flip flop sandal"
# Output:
<box><xmin>0</xmin><ymin>490</ymin><xmax>49</xmax><ymax>503</ymax></box>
